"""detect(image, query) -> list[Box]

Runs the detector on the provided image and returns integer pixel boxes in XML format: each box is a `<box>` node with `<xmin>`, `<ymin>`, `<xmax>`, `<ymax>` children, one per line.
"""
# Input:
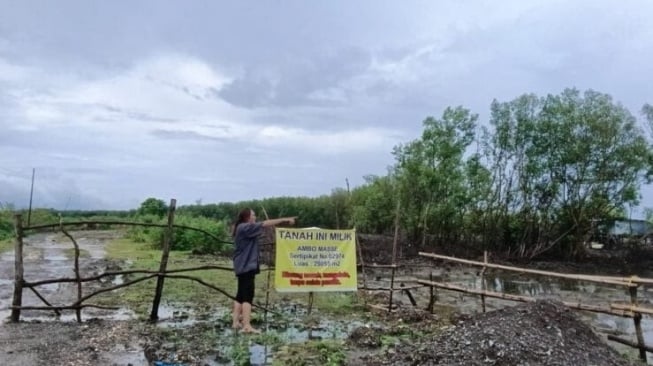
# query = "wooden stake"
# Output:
<box><xmin>11</xmin><ymin>214</ymin><xmax>24</xmax><ymax>322</ymax></box>
<box><xmin>427</xmin><ymin>272</ymin><xmax>435</xmax><ymax>313</ymax></box>
<box><xmin>307</xmin><ymin>292</ymin><xmax>315</xmax><ymax>315</ymax></box>
<box><xmin>480</xmin><ymin>251</ymin><xmax>488</xmax><ymax>313</ymax></box>
<box><xmin>355</xmin><ymin>233</ymin><xmax>368</xmax><ymax>304</ymax></box>
<box><xmin>629</xmin><ymin>286</ymin><xmax>647</xmax><ymax>362</ymax></box>
<box><xmin>388</xmin><ymin>199</ymin><xmax>400</xmax><ymax>312</ymax></box>
<box><xmin>149</xmin><ymin>198</ymin><xmax>176</xmax><ymax>322</ymax></box>
<box><xmin>388</xmin><ymin>265</ymin><xmax>396</xmax><ymax>312</ymax></box>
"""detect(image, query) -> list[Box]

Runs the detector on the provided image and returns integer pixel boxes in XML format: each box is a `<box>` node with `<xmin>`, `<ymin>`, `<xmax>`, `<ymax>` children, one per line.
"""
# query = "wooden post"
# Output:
<box><xmin>480</xmin><ymin>251</ymin><xmax>488</xmax><ymax>313</ymax></box>
<box><xmin>391</xmin><ymin>200</ymin><xmax>400</xmax><ymax>263</ymax></box>
<box><xmin>261</xmin><ymin>206</ymin><xmax>273</xmax><ymax>329</ymax></box>
<box><xmin>149</xmin><ymin>199</ymin><xmax>176</xmax><ymax>322</ymax></box>
<box><xmin>355</xmin><ymin>233</ymin><xmax>368</xmax><ymax>304</ymax></box>
<box><xmin>427</xmin><ymin>271</ymin><xmax>435</xmax><ymax>313</ymax></box>
<box><xmin>11</xmin><ymin>214</ymin><xmax>24</xmax><ymax>322</ymax></box>
<box><xmin>307</xmin><ymin>292</ymin><xmax>315</xmax><ymax>315</ymax></box>
<box><xmin>629</xmin><ymin>285</ymin><xmax>647</xmax><ymax>362</ymax></box>
<box><xmin>388</xmin><ymin>200</ymin><xmax>400</xmax><ymax>312</ymax></box>
<box><xmin>388</xmin><ymin>266</ymin><xmax>396</xmax><ymax>312</ymax></box>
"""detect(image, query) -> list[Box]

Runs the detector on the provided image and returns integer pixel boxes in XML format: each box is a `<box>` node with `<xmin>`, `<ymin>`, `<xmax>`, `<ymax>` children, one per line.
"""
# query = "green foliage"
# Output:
<box><xmin>349</xmin><ymin>175</ymin><xmax>395</xmax><ymax>234</ymax></box>
<box><xmin>478</xmin><ymin>89</ymin><xmax>653</xmax><ymax>258</ymax></box>
<box><xmin>125</xmin><ymin>214</ymin><xmax>231</xmax><ymax>253</ymax></box>
<box><xmin>392</xmin><ymin>106</ymin><xmax>484</xmax><ymax>244</ymax></box>
<box><xmin>0</xmin><ymin>207</ymin><xmax>14</xmax><ymax>241</ymax></box>
<box><xmin>274</xmin><ymin>340</ymin><xmax>346</xmax><ymax>366</ymax></box>
<box><xmin>137</xmin><ymin>197</ymin><xmax>168</xmax><ymax>217</ymax></box>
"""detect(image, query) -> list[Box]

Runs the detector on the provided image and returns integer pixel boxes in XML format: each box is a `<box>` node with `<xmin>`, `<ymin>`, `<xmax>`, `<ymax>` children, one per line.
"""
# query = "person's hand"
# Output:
<box><xmin>286</xmin><ymin>217</ymin><xmax>297</xmax><ymax>225</ymax></box>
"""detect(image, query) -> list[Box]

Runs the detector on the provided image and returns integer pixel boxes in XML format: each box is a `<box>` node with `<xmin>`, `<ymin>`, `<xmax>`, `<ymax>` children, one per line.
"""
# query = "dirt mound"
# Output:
<box><xmin>367</xmin><ymin>300</ymin><xmax>632</xmax><ymax>366</ymax></box>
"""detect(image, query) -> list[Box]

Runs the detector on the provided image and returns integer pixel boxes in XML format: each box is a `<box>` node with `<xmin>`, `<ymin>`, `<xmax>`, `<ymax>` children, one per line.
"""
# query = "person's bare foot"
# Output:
<box><xmin>232</xmin><ymin>322</ymin><xmax>242</xmax><ymax>330</ymax></box>
<box><xmin>241</xmin><ymin>326</ymin><xmax>261</xmax><ymax>334</ymax></box>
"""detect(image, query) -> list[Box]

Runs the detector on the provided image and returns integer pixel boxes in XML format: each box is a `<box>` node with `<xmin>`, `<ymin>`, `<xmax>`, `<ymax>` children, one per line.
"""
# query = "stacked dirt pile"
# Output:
<box><xmin>367</xmin><ymin>300</ymin><xmax>632</xmax><ymax>366</ymax></box>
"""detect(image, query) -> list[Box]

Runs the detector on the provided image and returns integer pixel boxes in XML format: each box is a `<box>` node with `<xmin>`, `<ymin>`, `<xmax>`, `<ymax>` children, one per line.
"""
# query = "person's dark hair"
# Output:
<box><xmin>233</xmin><ymin>208</ymin><xmax>253</xmax><ymax>236</ymax></box>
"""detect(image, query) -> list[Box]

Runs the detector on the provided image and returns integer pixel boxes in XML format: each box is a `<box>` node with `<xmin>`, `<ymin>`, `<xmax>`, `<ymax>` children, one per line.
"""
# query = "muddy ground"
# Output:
<box><xmin>1</xmin><ymin>230</ymin><xmax>650</xmax><ymax>365</ymax></box>
<box><xmin>357</xmin><ymin>300</ymin><xmax>634</xmax><ymax>366</ymax></box>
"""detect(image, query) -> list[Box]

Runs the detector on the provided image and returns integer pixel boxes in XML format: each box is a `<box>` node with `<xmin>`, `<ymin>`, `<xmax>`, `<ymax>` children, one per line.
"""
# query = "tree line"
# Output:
<box><xmin>2</xmin><ymin>88</ymin><xmax>652</xmax><ymax>260</ymax></box>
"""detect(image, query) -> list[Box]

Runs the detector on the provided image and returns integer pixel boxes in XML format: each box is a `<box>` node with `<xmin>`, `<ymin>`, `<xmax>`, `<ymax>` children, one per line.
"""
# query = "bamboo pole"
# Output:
<box><xmin>629</xmin><ymin>286</ymin><xmax>647</xmax><ymax>362</ymax></box>
<box><xmin>417</xmin><ymin>279</ymin><xmax>634</xmax><ymax>318</ymax></box>
<box><xmin>419</xmin><ymin>252</ymin><xmax>635</xmax><ymax>287</ymax></box>
<box><xmin>610</xmin><ymin>303</ymin><xmax>653</xmax><ymax>316</ymax></box>
<box><xmin>361</xmin><ymin>264</ymin><xmax>401</xmax><ymax>269</ymax></box>
<box><xmin>11</xmin><ymin>214</ymin><xmax>24</xmax><ymax>322</ymax></box>
<box><xmin>358</xmin><ymin>285</ymin><xmax>425</xmax><ymax>291</ymax></box>
<box><xmin>60</xmin><ymin>222</ymin><xmax>82</xmax><ymax>322</ymax></box>
<box><xmin>480</xmin><ymin>251</ymin><xmax>488</xmax><ymax>313</ymax></box>
<box><xmin>149</xmin><ymin>199</ymin><xmax>176</xmax><ymax>322</ymax></box>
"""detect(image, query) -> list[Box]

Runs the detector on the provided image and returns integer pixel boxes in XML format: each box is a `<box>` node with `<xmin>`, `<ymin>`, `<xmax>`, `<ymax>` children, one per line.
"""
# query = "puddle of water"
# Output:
<box><xmin>155</xmin><ymin>304</ymin><xmax>203</xmax><ymax>328</ymax></box>
<box><xmin>102</xmin><ymin>350</ymin><xmax>147</xmax><ymax>365</ymax></box>
<box><xmin>112</xmin><ymin>275</ymin><xmax>124</xmax><ymax>285</ymax></box>
<box><xmin>249</xmin><ymin>344</ymin><xmax>272</xmax><ymax>365</ymax></box>
<box><xmin>44</xmin><ymin>256</ymin><xmax>69</xmax><ymax>261</ymax></box>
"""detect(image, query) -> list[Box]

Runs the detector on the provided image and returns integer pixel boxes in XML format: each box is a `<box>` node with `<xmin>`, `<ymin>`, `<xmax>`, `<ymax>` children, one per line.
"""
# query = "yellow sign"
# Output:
<box><xmin>274</xmin><ymin>228</ymin><xmax>357</xmax><ymax>292</ymax></box>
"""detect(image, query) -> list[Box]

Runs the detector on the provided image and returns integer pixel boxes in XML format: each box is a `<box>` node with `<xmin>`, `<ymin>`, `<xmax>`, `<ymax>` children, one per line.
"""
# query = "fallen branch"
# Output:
<box><xmin>60</xmin><ymin>223</ymin><xmax>82</xmax><ymax>322</ymax></box>
<box><xmin>162</xmin><ymin>274</ymin><xmax>281</xmax><ymax>316</ymax></box>
<box><xmin>27</xmin><ymin>286</ymin><xmax>61</xmax><ymax>316</ymax></box>
<box><xmin>9</xmin><ymin>304</ymin><xmax>120</xmax><ymax>311</ymax></box>
<box><xmin>74</xmin><ymin>274</ymin><xmax>159</xmax><ymax>305</ymax></box>
<box><xmin>25</xmin><ymin>265</ymin><xmax>239</xmax><ymax>287</ymax></box>
<box><xmin>24</xmin><ymin>220</ymin><xmax>233</xmax><ymax>246</ymax></box>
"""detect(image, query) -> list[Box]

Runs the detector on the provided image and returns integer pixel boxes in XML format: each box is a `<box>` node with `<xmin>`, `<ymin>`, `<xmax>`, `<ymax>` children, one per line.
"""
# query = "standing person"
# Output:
<box><xmin>232</xmin><ymin>208</ymin><xmax>296</xmax><ymax>333</ymax></box>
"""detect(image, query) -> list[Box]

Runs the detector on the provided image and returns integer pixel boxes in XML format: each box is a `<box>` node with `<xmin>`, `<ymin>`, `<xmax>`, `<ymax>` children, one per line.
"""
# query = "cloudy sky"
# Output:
<box><xmin>1</xmin><ymin>1</ymin><xmax>653</xmax><ymax>211</ymax></box>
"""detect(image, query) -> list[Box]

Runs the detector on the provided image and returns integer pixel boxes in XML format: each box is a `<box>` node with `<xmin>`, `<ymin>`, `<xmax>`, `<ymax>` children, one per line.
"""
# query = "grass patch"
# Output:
<box><xmin>274</xmin><ymin>340</ymin><xmax>346</xmax><ymax>366</ymax></box>
<box><xmin>0</xmin><ymin>238</ymin><xmax>13</xmax><ymax>253</ymax></box>
<box><xmin>99</xmin><ymin>238</ymin><xmax>238</xmax><ymax>314</ymax></box>
<box><xmin>63</xmin><ymin>248</ymin><xmax>91</xmax><ymax>259</ymax></box>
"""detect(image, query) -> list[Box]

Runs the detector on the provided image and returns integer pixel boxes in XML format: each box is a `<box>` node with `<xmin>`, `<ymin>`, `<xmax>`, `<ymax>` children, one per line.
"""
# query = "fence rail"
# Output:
<box><xmin>7</xmin><ymin>200</ymin><xmax>281</xmax><ymax>324</ymax></box>
<box><xmin>419</xmin><ymin>250</ymin><xmax>653</xmax><ymax>362</ymax></box>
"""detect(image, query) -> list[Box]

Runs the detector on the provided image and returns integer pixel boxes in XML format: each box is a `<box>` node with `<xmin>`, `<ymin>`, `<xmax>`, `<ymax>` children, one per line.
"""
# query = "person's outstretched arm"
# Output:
<box><xmin>262</xmin><ymin>217</ymin><xmax>296</xmax><ymax>227</ymax></box>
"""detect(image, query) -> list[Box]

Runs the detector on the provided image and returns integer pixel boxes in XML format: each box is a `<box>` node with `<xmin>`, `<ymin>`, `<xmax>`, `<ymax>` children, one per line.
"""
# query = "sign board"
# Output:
<box><xmin>274</xmin><ymin>228</ymin><xmax>357</xmax><ymax>292</ymax></box>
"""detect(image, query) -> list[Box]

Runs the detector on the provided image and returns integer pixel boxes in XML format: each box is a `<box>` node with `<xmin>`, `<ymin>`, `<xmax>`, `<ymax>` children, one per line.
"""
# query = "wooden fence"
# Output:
<box><xmin>418</xmin><ymin>251</ymin><xmax>653</xmax><ymax>362</ymax></box>
<box><xmin>8</xmin><ymin>199</ymin><xmax>281</xmax><ymax>324</ymax></box>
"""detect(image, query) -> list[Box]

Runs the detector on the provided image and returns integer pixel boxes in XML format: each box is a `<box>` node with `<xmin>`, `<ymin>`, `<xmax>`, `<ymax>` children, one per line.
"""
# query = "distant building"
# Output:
<box><xmin>590</xmin><ymin>219</ymin><xmax>653</xmax><ymax>249</ymax></box>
